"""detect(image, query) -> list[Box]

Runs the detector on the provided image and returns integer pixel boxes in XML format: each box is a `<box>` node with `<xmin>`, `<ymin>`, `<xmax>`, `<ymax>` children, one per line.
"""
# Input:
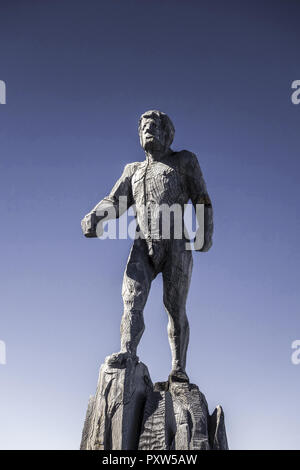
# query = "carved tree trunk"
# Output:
<box><xmin>81</xmin><ymin>355</ymin><xmax>228</xmax><ymax>451</ymax></box>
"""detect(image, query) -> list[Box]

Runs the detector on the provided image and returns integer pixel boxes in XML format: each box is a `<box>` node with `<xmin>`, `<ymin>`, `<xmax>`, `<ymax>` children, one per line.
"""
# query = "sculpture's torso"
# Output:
<box><xmin>132</xmin><ymin>158</ymin><xmax>187</xmax><ymax>207</ymax></box>
<box><xmin>130</xmin><ymin>151</ymin><xmax>193</xmax><ymax>270</ymax></box>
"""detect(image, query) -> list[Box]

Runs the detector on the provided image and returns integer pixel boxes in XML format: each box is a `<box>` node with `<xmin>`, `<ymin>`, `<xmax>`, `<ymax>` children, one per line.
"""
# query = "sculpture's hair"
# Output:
<box><xmin>138</xmin><ymin>110</ymin><xmax>175</xmax><ymax>148</ymax></box>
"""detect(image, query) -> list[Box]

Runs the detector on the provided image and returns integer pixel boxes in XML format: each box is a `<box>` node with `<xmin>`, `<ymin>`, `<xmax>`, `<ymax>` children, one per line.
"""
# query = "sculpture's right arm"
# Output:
<box><xmin>81</xmin><ymin>163</ymin><xmax>135</xmax><ymax>238</ymax></box>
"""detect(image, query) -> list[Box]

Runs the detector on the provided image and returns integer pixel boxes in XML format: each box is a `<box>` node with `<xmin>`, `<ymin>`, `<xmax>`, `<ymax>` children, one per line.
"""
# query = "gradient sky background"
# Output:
<box><xmin>1</xmin><ymin>0</ymin><xmax>300</xmax><ymax>450</ymax></box>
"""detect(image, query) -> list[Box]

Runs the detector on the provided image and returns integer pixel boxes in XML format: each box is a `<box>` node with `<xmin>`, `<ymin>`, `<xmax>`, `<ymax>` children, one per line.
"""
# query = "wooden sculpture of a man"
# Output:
<box><xmin>81</xmin><ymin>110</ymin><xmax>213</xmax><ymax>383</ymax></box>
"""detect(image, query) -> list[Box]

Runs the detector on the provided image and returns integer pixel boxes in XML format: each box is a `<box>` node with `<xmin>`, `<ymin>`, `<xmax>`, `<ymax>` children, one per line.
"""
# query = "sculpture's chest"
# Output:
<box><xmin>132</xmin><ymin>161</ymin><xmax>184</xmax><ymax>205</ymax></box>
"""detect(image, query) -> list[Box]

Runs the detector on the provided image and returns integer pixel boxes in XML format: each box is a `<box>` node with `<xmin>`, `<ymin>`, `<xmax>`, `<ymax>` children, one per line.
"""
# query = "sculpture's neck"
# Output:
<box><xmin>145</xmin><ymin>148</ymin><xmax>172</xmax><ymax>163</ymax></box>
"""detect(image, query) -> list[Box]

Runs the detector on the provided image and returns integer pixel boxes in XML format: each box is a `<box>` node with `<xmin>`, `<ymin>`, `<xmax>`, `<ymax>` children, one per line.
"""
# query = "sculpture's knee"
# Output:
<box><xmin>122</xmin><ymin>279</ymin><xmax>149</xmax><ymax>312</ymax></box>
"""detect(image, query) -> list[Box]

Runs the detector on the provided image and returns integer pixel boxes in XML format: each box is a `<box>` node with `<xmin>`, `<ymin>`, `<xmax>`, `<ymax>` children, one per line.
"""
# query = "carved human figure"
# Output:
<box><xmin>81</xmin><ymin>110</ymin><xmax>213</xmax><ymax>382</ymax></box>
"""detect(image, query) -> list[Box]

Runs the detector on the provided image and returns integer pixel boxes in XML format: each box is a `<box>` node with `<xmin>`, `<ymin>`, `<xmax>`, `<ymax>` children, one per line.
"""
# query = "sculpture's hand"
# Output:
<box><xmin>81</xmin><ymin>212</ymin><xmax>99</xmax><ymax>238</ymax></box>
<box><xmin>197</xmin><ymin>237</ymin><xmax>213</xmax><ymax>252</ymax></box>
<box><xmin>194</xmin><ymin>227</ymin><xmax>213</xmax><ymax>252</ymax></box>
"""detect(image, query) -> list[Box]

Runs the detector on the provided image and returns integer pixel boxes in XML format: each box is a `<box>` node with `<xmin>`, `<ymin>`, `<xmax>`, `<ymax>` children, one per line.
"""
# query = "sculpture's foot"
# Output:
<box><xmin>168</xmin><ymin>369</ymin><xmax>190</xmax><ymax>384</ymax></box>
<box><xmin>105</xmin><ymin>351</ymin><xmax>139</xmax><ymax>368</ymax></box>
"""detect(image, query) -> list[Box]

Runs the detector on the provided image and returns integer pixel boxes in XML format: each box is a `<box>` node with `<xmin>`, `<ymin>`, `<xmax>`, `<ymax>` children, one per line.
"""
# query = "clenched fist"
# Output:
<box><xmin>81</xmin><ymin>212</ymin><xmax>98</xmax><ymax>238</ymax></box>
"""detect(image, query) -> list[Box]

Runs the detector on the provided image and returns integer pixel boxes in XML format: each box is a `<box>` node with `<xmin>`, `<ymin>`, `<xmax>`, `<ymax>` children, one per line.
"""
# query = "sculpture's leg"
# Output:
<box><xmin>162</xmin><ymin>244</ymin><xmax>193</xmax><ymax>382</ymax></box>
<box><xmin>119</xmin><ymin>240</ymin><xmax>155</xmax><ymax>359</ymax></box>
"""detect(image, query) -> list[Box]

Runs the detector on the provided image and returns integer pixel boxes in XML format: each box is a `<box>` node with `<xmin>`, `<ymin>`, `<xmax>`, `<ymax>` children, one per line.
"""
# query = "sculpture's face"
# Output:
<box><xmin>139</xmin><ymin>112</ymin><xmax>167</xmax><ymax>153</ymax></box>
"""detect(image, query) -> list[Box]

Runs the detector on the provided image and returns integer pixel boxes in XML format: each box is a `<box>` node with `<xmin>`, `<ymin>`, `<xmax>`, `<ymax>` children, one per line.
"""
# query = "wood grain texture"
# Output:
<box><xmin>81</xmin><ymin>358</ymin><xmax>228</xmax><ymax>450</ymax></box>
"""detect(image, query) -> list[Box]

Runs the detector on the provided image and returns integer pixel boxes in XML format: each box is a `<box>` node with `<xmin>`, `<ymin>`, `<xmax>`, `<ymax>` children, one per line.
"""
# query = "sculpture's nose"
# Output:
<box><xmin>145</xmin><ymin>120</ymin><xmax>157</xmax><ymax>134</ymax></box>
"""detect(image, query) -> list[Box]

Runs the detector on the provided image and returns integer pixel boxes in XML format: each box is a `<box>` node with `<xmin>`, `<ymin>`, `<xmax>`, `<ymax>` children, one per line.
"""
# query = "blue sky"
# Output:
<box><xmin>0</xmin><ymin>0</ymin><xmax>300</xmax><ymax>449</ymax></box>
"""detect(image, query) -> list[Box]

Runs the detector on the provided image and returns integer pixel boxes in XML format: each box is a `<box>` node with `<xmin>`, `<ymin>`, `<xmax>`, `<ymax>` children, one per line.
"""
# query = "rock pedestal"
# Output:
<box><xmin>81</xmin><ymin>355</ymin><xmax>228</xmax><ymax>450</ymax></box>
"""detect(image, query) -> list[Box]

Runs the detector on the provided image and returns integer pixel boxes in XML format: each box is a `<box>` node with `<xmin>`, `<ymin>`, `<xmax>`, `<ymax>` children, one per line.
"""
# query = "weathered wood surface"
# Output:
<box><xmin>81</xmin><ymin>357</ymin><xmax>228</xmax><ymax>450</ymax></box>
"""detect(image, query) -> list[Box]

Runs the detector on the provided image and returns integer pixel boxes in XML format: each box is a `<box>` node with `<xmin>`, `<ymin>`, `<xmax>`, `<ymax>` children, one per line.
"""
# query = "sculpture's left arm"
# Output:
<box><xmin>186</xmin><ymin>153</ymin><xmax>214</xmax><ymax>252</ymax></box>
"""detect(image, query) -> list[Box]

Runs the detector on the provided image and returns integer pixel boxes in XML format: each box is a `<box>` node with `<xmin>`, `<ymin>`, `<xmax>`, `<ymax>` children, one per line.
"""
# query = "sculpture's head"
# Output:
<box><xmin>138</xmin><ymin>110</ymin><xmax>175</xmax><ymax>154</ymax></box>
